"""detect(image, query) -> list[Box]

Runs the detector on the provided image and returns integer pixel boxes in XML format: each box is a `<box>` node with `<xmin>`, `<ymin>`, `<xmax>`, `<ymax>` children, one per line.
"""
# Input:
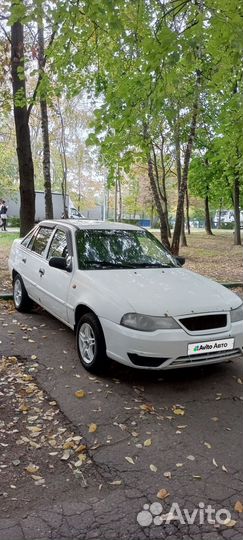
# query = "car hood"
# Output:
<box><xmin>86</xmin><ymin>267</ymin><xmax>241</xmax><ymax>317</ymax></box>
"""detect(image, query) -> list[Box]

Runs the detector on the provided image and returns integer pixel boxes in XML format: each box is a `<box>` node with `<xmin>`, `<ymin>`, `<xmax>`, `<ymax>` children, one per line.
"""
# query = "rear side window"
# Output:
<box><xmin>21</xmin><ymin>229</ymin><xmax>36</xmax><ymax>248</ymax></box>
<box><xmin>30</xmin><ymin>227</ymin><xmax>53</xmax><ymax>256</ymax></box>
<box><xmin>48</xmin><ymin>229</ymin><xmax>68</xmax><ymax>259</ymax></box>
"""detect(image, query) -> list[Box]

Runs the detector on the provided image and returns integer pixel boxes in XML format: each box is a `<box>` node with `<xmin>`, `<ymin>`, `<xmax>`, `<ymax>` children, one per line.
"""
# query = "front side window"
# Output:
<box><xmin>30</xmin><ymin>227</ymin><xmax>53</xmax><ymax>256</ymax></box>
<box><xmin>76</xmin><ymin>229</ymin><xmax>176</xmax><ymax>270</ymax></box>
<box><xmin>48</xmin><ymin>229</ymin><xmax>68</xmax><ymax>259</ymax></box>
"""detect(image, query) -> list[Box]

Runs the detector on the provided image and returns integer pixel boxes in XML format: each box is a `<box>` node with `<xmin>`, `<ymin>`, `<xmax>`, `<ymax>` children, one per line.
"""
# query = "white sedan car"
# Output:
<box><xmin>9</xmin><ymin>220</ymin><xmax>243</xmax><ymax>373</ymax></box>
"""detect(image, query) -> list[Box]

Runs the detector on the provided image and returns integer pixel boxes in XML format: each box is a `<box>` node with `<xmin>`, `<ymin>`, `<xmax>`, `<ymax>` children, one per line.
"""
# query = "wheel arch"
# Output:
<box><xmin>12</xmin><ymin>268</ymin><xmax>18</xmax><ymax>282</ymax></box>
<box><xmin>74</xmin><ymin>304</ymin><xmax>100</xmax><ymax>332</ymax></box>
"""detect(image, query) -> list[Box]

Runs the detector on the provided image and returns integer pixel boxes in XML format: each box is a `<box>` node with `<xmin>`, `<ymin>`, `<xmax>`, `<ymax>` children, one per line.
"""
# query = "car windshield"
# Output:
<box><xmin>76</xmin><ymin>229</ymin><xmax>177</xmax><ymax>270</ymax></box>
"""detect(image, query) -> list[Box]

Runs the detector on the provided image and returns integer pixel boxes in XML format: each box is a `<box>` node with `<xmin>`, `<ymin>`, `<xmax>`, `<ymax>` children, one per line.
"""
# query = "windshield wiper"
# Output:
<box><xmin>129</xmin><ymin>262</ymin><xmax>174</xmax><ymax>268</ymax></box>
<box><xmin>85</xmin><ymin>260</ymin><xmax>132</xmax><ymax>268</ymax></box>
<box><xmin>85</xmin><ymin>260</ymin><xmax>174</xmax><ymax>269</ymax></box>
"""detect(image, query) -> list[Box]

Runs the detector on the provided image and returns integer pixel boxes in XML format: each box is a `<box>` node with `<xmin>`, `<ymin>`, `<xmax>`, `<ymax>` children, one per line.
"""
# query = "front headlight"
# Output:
<box><xmin>120</xmin><ymin>313</ymin><xmax>180</xmax><ymax>331</ymax></box>
<box><xmin>230</xmin><ymin>303</ymin><xmax>243</xmax><ymax>323</ymax></box>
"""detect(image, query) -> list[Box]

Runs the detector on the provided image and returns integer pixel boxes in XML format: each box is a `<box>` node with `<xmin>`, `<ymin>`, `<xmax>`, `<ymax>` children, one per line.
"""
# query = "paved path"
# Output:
<box><xmin>0</xmin><ymin>303</ymin><xmax>243</xmax><ymax>539</ymax></box>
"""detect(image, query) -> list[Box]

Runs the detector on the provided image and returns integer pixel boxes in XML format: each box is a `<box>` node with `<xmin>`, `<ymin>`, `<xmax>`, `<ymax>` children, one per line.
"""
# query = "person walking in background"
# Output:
<box><xmin>0</xmin><ymin>200</ymin><xmax>8</xmax><ymax>231</ymax></box>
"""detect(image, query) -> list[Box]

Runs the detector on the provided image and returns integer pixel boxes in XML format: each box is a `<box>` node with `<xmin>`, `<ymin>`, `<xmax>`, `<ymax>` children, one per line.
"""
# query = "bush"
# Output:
<box><xmin>8</xmin><ymin>217</ymin><xmax>20</xmax><ymax>227</ymax></box>
<box><xmin>220</xmin><ymin>222</ymin><xmax>234</xmax><ymax>230</ymax></box>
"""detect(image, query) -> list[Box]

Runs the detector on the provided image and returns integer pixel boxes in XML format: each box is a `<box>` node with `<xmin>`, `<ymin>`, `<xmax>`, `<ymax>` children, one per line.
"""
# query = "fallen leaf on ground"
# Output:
<box><xmin>144</xmin><ymin>438</ymin><xmax>152</xmax><ymax>447</ymax></box>
<box><xmin>31</xmin><ymin>475</ymin><xmax>43</xmax><ymax>481</ymax></box>
<box><xmin>173</xmin><ymin>408</ymin><xmax>185</xmax><ymax>416</ymax></box>
<box><xmin>109</xmin><ymin>480</ymin><xmax>122</xmax><ymax>485</ymax></box>
<box><xmin>157</xmin><ymin>488</ymin><xmax>170</xmax><ymax>500</ymax></box>
<box><xmin>213</xmin><ymin>458</ymin><xmax>218</xmax><ymax>467</ymax></box>
<box><xmin>125</xmin><ymin>456</ymin><xmax>135</xmax><ymax>465</ymax></box>
<box><xmin>76</xmin><ymin>454</ymin><xmax>86</xmax><ymax>465</ymax></box>
<box><xmin>140</xmin><ymin>403</ymin><xmax>154</xmax><ymax>413</ymax></box>
<box><xmin>26</xmin><ymin>426</ymin><xmax>42</xmax><ymax>433</ymax></box>
<box><xmin>25</xmin><ymin>464</ymin><xmax>39</xmax><ymax>474</ymax></box>
<box><xmin>19</xmin><ymin>402</ymin><xmax>29</xmax><ymax>412</ymax></box>
<box><xmin>234</xmin><ymin>500</ymin><xmax>243</xmax><ymax>513</ymax></box>
<box><xmin>88</xmin><ymin>423</ymin><xmax>97</xmax><ymax>433</ymax></box>
<box><xmin>163</xmin><ymin>471</ymin><xmax>172</xmax><ymax>479</ymax></box>
<box><xmin>74</xmin><ymin>389</ymin><xmax>86</xmax><ymax>398</ymax></box>
<box><xmin>187</xmin><ymin>455</ymin><xmax>195</xmax><ymax>461</ymax></box>
<box><xmin>63</xmin><ymin>440</ymin><xmax>76</xmax><ymax>449</ymax></box>
<box><xmin>150</xmin><ymin>464</ymin><xmax>157</xmax><ymax>472</ymax></box>
<box><xmin>204</xmin><ymin>442</ymin><xmax>211</xmax><ymax>449</ymax></box>
<box><xmin>61</xmin><ymin>449</ymin><xmax>72</xmax><ymax>461</ymax></box>
<box><xmin>75</xmin><ymin>444</ymin><xmax>87</xmax><ymax>453</ymax></box>
<box><xmin>222</xmin><ymin>465</ymin><xmax>228</xmax><ymax>472</ymax></box>
<box><xmin>224</xmin><ymin>518</ymin><xmax>237</xmax><ymax>527</ymax></box>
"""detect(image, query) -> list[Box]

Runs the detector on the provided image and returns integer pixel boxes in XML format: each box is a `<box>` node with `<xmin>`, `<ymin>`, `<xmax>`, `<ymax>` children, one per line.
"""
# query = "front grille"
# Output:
<box><xmin>179</xmin><ymin>314</ymin><xmax>227</xmax><ymax>332</ymax></box>
<box><xmin>173</xmin><ymin>348</ymin><xmax>241</xmax><ymax>365</ymax></box>
<box><xmin>128</xmin><ymin>353</ymin><xmax>168</xmax><ymax>367</ymax></box>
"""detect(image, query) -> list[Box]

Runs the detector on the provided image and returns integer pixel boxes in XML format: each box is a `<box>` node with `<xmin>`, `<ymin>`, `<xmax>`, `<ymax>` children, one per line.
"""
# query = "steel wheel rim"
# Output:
<box><xmin>14</xmin><ymin>279</ymin><xmax>22</xmax><ymax>308</ymax></box>
<box><xmin>79</xmin><ymin>323</ymin><xmax>96</xmax><ymax>364</ymax></box>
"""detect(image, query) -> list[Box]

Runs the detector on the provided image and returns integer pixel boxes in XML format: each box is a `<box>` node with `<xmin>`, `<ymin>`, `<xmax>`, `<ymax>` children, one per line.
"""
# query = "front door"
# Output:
<box><xmin>37</xmin><ymin>228</ymin><xmax>73</xmax><ymax>323</ymax></box>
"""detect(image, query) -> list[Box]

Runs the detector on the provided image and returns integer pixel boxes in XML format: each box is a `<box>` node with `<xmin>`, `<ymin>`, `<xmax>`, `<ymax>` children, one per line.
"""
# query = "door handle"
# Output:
<box><xmin>39</xmin><ymin>268</ymin><xmax>45</xmax><ymax>276</ymax></box>
<box><xmin>22</xmin><ymin>258</ymin><xmax>26</xmax><ymax>263</ymax></box>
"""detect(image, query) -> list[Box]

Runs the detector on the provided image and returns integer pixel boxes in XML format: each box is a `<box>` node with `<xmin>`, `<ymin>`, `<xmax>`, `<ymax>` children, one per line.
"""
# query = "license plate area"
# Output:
<box><xmin>188</xmin><ymin>338</ymin><xmax>234</xmax><ymax>356</ymax></box>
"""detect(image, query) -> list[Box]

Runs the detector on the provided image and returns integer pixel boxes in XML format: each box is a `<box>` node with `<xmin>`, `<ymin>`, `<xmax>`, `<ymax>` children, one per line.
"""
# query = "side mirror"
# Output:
<box><xmin>175</xmin><ymin>256</ymin><xmax>185</xmax><ymax>266</ymax></box>
<box><xmin>49</xmin><ymin>256</ymin><xmax>70</xmax><ymax>271</ymax></box>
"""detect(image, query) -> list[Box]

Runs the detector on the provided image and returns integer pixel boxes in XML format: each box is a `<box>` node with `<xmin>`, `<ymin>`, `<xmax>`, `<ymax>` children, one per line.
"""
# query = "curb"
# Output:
<box><xmin>0</xmin><ymin>293</ymin><xmax>13</xmax><ymax>300</ymax></box>
<box><xmin>220</xmin><ymin>283</ymin><xmax>243</xmax><ymax>289</ymax></box>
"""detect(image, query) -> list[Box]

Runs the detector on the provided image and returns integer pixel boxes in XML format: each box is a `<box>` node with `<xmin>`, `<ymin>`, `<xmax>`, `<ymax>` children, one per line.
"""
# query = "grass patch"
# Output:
<box><xmin>0</xmin><ymin>232</ymin><xmax>19</xmax><ymax>248</ymax></box>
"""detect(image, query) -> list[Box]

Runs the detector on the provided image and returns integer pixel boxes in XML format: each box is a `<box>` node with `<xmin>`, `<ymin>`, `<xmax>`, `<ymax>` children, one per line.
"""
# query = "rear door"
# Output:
<box><xmin>19</xmin><ymin>225</ymin><xmax>54</xmax><ymax>301</ymax></box>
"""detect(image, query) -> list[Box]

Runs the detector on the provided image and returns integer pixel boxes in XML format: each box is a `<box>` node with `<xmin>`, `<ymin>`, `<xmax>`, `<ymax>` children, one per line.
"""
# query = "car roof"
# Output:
<box><xmin>39</xmin><ymin>219</ymin><xmax>142</xmax><ymax>231</ymax></box>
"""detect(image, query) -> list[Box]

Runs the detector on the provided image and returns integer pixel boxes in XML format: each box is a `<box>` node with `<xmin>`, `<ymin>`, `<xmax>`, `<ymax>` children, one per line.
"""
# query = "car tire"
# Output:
<box><xmin>13</xmin><ymin>274</ymin><xmax>33</xmax><ymax>312</ymax></box>
<box><xmin>76</xmin><ymin>312</ymin><xmax>109</xmax><ymax>373</ymax></box>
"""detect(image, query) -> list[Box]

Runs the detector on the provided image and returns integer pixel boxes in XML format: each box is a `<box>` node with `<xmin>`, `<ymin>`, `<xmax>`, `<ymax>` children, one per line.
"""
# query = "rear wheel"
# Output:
<box><xmin>13</xmin><ymin>274</ymin><xmax>33</xmax><ymax>312</ymax></box>
<box><xmin>76</xmin><ymin>312</ymin><xmax>109</xmax><ymax>373</ymax></box>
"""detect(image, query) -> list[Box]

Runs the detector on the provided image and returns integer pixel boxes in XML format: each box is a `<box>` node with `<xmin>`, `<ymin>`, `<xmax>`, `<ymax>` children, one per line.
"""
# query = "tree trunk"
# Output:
<box><xmin>117</xmin><ymin>175</ymin><xmax>122</xmax><ymax>221</ymax></box>
<box><xmin>114</xmin><ymin>177</ymin><xmax>118</xmax><ymax>221</ymax></box>
<box><xmin>174</xmin><ymin>113</ymin><xmax>187</xmax><ymax>246</ymax></box>
<box><xmin>143</xmin><ymin>123</ymin><xmax>170</xmax><ymax>247</ymax></box>
<box><xmin>204</xmin><ymin>194</ymin><xmax>213</xmax><ymax>235</ymax></box>
<box><xmin>171</xmin><ymin>80</ymin><xmax>200</xmax><ymax>255</ymax></box>
<box><xmin>151</xmin><ymin>144</ymin><xmax>170</xmax><ymax>243</ymax></box>
<box><xmin>180</xmin><ymin>212</ymin><xmax>187</xmax><ymax>247</ymax></box>
<box><xmin>147</xmin><ymin>155</ymin><xmax>170</xmax><ymax>248</ymax></box>
<box><xmin>186</xmin><ymin>188</ymin><xmax>190</xmax><ymax>234</ymax></box>
<box><xmin>233</xmin><ymin>174</ymin><xmax>241</xmax><ymax>245</ymax></box>
<box><xmin>160</xmin><ymin>134</ymin><xmax>171</xmax><ymax>237</ymax></box>
<box><xmin>38</xmin><ymin>21</ymin><xmax>53</xmax><ymax>219</ymax></box>
<box><xmin>218</xmin><ymin>201</ymin><xmax>222</xmax><ymax>229</ymax></box>
<box><xmin>57</xmin><ymin>102</ymin><xmax>68</xmax><ymax>217</ymax></box>
<box><xmin>11</xmin><ymin>12</ymin><xmax>35</xmax><ymax>236</ymax></box>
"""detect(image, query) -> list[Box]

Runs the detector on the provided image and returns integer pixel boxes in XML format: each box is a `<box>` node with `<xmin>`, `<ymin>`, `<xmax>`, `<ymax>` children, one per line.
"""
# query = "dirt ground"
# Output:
<box><xmin>0</xmin><ymin>230</ymin><xmax>242</xmax><ymax>296</ymax></box>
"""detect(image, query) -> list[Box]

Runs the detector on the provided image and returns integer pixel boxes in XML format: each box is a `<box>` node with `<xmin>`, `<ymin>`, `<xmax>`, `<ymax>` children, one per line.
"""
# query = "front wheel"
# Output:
<box><xmin>13</xmin><ymin>274</ymin><xmax>33</xmax><ymax>312</ymax></box>
<box><xmin>76</xmin><ymin>312</ymin><xmax>109</xmax><ymax>373</ymax></box>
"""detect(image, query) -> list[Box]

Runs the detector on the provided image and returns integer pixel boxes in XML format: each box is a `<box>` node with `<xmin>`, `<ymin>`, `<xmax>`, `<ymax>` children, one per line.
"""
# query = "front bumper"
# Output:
<box><xmin>100</xmin><ymin>317</ymin><xmax>243</xmax><ymax>369</ymax></box>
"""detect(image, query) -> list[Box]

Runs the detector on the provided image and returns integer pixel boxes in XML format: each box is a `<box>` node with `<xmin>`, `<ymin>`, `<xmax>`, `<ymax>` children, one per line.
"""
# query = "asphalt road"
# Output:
<box><xmin>0</xmin><ymin>302</ymin><xmax>243</xmax><ymax>540</ymax></box>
